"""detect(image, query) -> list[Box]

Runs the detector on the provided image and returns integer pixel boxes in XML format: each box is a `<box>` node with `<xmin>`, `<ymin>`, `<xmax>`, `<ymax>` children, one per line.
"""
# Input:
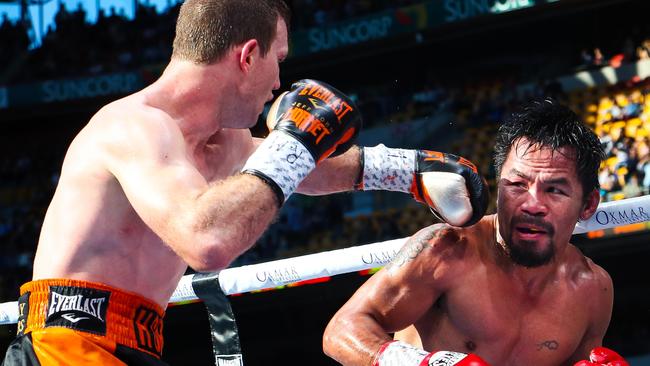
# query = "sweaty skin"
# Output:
<box><xmin>32</xmin><ymin>19</ymin><xmax>360</xmax><ymax>308</ymax></box>
<box><xmin>324</xmin><ymin>140</ymin><xmax>613</xmax><ymax>366</ymax></box>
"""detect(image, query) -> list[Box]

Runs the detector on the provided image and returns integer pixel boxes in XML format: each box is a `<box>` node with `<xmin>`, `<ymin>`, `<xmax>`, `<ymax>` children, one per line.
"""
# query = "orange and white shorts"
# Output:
<box><xmin>2</xmin><ymin>279</ymin><xmax>166</xmax><ymax>366</ymax></box>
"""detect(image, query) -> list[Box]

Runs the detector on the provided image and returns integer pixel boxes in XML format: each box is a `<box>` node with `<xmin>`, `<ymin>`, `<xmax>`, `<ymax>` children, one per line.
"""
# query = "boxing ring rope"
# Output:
<box><xmin>1</xmin><ymin>195</ymin><xmax>649</xmax><ymax>326</ymax></box>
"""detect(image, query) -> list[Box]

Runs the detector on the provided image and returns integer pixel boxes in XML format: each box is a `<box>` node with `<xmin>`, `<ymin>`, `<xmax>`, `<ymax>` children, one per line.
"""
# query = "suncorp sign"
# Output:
<box><xmin>444</xmin><ymin>0</ymin><xmax>535</xmax><ymax>22</ymax></box>
<box><xmin>307</xmin><ymin>15</ymin><xmax>393</xmax><ymax>53</ymax></box>
<box><xmin>41</xmin><ymin>72</ymin><xmax>142</xmax><ymax>103</ymax></box>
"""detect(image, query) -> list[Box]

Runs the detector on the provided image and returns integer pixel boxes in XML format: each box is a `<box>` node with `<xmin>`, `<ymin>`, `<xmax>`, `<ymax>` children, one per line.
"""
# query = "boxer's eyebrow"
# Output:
<box><xmin>508</xmin><ymin>168</ymin><xmax>570</xmax><ymax>187</ymax></box>
<box><xmin>509</xmin><ymin>168</ymin><xmax>530</xmax><ymax>181</ymax></box>
<box><xmin>542</xmin><ymin>177</ymin><xmax>570</xmax><ymax>187</ymax></box>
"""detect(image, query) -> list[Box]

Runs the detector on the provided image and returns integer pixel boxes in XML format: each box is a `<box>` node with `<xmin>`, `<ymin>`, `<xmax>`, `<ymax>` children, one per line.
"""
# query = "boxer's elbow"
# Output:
<box><xmin>175</xmin><ymin>231</ymin><xmax>243</xmax><ymax>272</ymax></box>
<box><xmin>183</xmin><ymin>240</ymin><xmax>236</xmax><ymax>272</ymax></box>
<box><xmin>322</xmin><ymin>325</ymin><xmax>339</xmax><ymax>359</ymax></box>
<box><xmin>323</xmin><ymin>311</ymin><xmax>352</xmax><ymax>360</ymax></box>
<box><xmin>171</xmin><ymin>217</ymin><xmax>254</xmax><ymax>272</ymax></box>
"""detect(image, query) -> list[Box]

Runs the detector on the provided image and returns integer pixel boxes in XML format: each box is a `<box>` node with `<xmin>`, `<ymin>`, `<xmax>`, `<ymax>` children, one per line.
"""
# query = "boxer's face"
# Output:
<box><xmin>496</xmin><ymin>138</ymin><xmax>585</xmax><ymax>267</ymax></box>
<box><xmin>251</xmin><ymin>18</ymin><xmax>288</xmax><ymax>124</ymax></box>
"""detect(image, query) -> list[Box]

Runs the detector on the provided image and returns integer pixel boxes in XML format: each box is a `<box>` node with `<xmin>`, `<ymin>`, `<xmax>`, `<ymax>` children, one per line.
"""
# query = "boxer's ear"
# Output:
<box><xmin>239</xmin><ymin>39</ymin><xmax>259</xmax><ymax>73</ymax></box>
<box><xmin>579</xmin><ymin>189</ymin><xmax>600</xmax><ymax>221</ymax></box>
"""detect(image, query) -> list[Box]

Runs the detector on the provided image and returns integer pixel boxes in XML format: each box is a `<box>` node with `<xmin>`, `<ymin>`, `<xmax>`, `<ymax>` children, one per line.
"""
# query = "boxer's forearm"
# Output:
<box><xmin>179</xmin><ymin>174</ymin><xmax>278</xmax><ymax>272</ymax></box>
<box><xmin>323</xmin><ymin>310</ymin><xmax>392</xmax><ymax>366</ymax></box>
<box><xmin>296</xmin><ymin>146</ymin><xmax>361</xmax><ymax>195</ymax></box>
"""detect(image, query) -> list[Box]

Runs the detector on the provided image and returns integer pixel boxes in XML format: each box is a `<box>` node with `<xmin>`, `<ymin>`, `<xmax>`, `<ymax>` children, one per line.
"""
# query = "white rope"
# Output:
<box><xmin>1</xmin><ymin>195</ymin><xmax>648</xmax><ymax>325</ymax></box>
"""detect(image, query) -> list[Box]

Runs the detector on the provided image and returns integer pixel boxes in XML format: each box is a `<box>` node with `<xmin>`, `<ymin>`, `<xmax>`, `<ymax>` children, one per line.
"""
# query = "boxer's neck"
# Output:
<box><xmin>145</xmin><ymin>59</ymin><xmax>239</xmax><ymax>144</ymax></box>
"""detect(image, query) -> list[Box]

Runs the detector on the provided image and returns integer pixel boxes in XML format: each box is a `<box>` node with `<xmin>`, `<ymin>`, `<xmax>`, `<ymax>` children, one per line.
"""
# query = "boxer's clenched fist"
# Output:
<box><xmin>243</xmin><ymin>79</ymin><xmax>362</xmax><ymax>205</ymax></box>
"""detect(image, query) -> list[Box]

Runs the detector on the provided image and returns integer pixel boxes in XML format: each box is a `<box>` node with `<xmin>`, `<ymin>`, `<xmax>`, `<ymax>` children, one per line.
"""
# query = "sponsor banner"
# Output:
<box><xmin>217</xmin><ymin>238</ymin><xmax>406</xmax><ymax>295</ymax></box>
<box><xmin>443</xmin><ymin>0</ymin><xmax>536</xmax><ymax>23</ymax></box>
<box><xmin>291</xmin><ymin>0</ymin><xmax>558</xmax><ymax>57</ymax></box>
<box><xmin>6</xmin><ymin>71</ymin><xmax>144</xmax><ymax>108</ymax></box>
<box><xmin>292</xmin><ymin>3</ymin><xmax>429</xmax><ymax>56</ymax></box>
<box><xmin>573</xmin><ymin>195</ymin><xmax>650</xmax><ymax>234</ymax></box>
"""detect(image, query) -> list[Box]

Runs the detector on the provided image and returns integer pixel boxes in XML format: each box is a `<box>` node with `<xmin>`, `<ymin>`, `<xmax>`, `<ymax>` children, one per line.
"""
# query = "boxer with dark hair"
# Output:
<box><xmin>324</xmin><ymin>99</ymin><xmax>628</xmax><ymax>366</ymax></box>
<box><xmin>2</xmin><ymin>1</ymin><xmax>488</xmax><ymax>365</ymax></box>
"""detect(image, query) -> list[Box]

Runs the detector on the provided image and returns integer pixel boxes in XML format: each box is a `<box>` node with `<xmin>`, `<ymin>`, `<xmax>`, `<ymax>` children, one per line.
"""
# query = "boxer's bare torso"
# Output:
<box><xmin>391</xmin><ymin>218</ymin><xmax>613</xmax><ymax>366</ymax></box>
<box><xmin>324</xmin><ymin>217</ymin><xmax>613</xmax><ymax>366</ymax></box>
<box><xmin>33</xmin><ymin>94</ymin><xmax>255</xmax><ymax>307</ymax></box>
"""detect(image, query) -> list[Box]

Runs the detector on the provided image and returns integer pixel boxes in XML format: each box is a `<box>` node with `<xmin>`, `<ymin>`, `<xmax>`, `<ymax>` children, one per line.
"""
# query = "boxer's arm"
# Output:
<box><xmin>323</xmin><ymin>224</ymin><xmax>463</xmax><ymax>366</ymax></box>
<box><xmin>251</xmin><ymin>137</ymin><xmax>361</xmax><ymax>195</ymax></box>
<box><xmin>566</xmin><ymin>265</ymin><xmax>614</xmax><ymax>364</ymax></box>
<box><xmin>104</xmin><ymin>117</ymin><xmax>278</xmax><ymax>272</ymax></box>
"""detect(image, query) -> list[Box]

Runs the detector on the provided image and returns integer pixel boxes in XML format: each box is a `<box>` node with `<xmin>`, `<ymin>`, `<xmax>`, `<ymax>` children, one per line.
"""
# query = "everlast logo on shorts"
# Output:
<box><xmin>134</xmin><ymin>305</ymin><xmax>164</xmax><ymax>357</ymax></box>
<box><xmin>45</xmin><ymin>286</ymin><xmax>110</xmax><ymax>335</ymax></box>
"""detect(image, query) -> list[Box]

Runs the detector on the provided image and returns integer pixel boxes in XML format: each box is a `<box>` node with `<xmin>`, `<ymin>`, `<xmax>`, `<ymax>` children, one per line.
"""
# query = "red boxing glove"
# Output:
<box><xmin>574</xmin><ymin>347</ymin><xmax>629</xmax><ymax>366</ymax></box>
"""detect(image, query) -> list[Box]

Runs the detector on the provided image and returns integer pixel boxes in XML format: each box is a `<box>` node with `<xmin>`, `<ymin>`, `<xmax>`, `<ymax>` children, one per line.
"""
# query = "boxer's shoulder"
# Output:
<box><xmin>566</xmin><ymin>246</ymin><xmax>612</xmax><ymax>287</ymax></box>
<box><xmin>386</xmin><ymin>223</ymin><xmax>474</xmax><ymax>282</ymax></box>
<box><xmin>87</xmin><ymin>98</ymin><xmax>183</xmax><ymax>153</ymax></box>
<box><xmin>563</xmin><ymin>246</ymin><xmax>613</xmax><ymax>308</ymax></box>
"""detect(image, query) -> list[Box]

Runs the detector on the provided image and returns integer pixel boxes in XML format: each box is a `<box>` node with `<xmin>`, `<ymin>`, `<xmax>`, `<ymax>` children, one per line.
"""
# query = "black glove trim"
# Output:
<box><xmin>241</xmin><ymin>170</ymin><xmax>284</xmax><ymax>208</ymax></box>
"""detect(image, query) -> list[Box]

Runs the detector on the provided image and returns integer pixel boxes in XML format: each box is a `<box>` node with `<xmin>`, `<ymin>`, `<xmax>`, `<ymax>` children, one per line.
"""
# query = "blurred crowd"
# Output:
<box><xmin>593</xmin><ymin>81</ymin><xmax>650</xmax><ymax>200</ymax></box>
<box><xmin>0</xmin><ymin>0</ymin><xmax>422</xmax><ymax>85</ymax></box>
<box><xmin>2</xmin><ymin>2</ymin><xmax>178</xmax><ymax>84</ymax></box>
<box><xmin>0</xmin><ymin>147</ymin><xmax>61</xmax><ymax>302</ymax></box>
<box><xmin>579</xmin><ymin>36</ymin><xmax>650</xmax><ymax>70</ymax></box>
<box><xmin>0</xmin><ymin>14</ymin><xmax>30</xmax><ymax>79</ymax></box>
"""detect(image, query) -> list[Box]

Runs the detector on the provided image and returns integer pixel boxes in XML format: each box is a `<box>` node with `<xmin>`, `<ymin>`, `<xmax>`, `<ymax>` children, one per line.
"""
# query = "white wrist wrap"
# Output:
<box><xmin>427</xmin><ymin>351</ymin><xmax>468</xmax><ymax>365</ymax></box>
<box><xmin>362</xmin><ymin>144</ymin><xmax>415</xmax><ymax>192</ymax></box>
<box><xmin>241</xmin><ymin>131</ymin><xmax>316</xmax><ymax>201</ymax></box>
<box><xmin>374</xmin><ymin>341</ymin><xmax>469</xmax><ymax>366</ymax></box>
<box><xmin>373</xmin><ymin>341</ymin><xmax>429</xmax><ymax>366</ymax></box>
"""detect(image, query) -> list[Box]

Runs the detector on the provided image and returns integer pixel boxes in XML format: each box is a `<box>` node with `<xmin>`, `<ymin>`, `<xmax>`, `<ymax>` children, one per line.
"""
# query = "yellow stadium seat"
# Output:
<box><xmin>628</xmin><ymin>118</ymin><xmax>642</xmax><ymax>126</ymax></box>
<box><xmin>625</xmin><ymin>124</ymin><xmax>638</xmax><ymax>138</ymax></box>
<box><xmin>636</xmin><ymin>127</ymin><xmax>649</xmax><ymax>139</ymax></box>
<box><xmin>585</xmin><ymin>115</ymin><xmax>597</xmax><ymax>125</ymax></box>
<box><xmin>587</xmin><ymin>103</ymin><xmax>598</xmax><ymax>113</ymax></box>
<box><xmin>605</xmin><ymin>157</ymin><xmax>618</xmax><ymax>170</ymax></box>
<box><xmin>610</xmin><ymin>192</ymin><xmax>626</xmax><ymax>201</ymax></box>
<box><xmin>613</xmin><ymin>121</ymin><xmax>626</xmax><ymax>130</ymax></box>
<box><xmin>615</xmin><ymin>94</ymin><xmax>629</xmax><ymax>107</ymax></box>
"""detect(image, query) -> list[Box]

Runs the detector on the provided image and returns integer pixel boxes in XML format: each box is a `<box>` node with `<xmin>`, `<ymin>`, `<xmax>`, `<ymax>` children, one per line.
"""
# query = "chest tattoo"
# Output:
<box><xmin>536</xmin><ymin>340</ymin><xmax>559</xmax><ymax>351</ymax></box>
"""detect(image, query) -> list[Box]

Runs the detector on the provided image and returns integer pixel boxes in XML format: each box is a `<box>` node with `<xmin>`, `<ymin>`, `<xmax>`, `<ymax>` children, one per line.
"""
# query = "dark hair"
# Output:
<box><xmin>172</xmin><ymin>0</ymin><xmax>290</xmax><ymax>64</ymax></box>
<box><xmin>493</xmin><ymin>98</ymin><xmax>605</xmax><ymax>200</ymax></box>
